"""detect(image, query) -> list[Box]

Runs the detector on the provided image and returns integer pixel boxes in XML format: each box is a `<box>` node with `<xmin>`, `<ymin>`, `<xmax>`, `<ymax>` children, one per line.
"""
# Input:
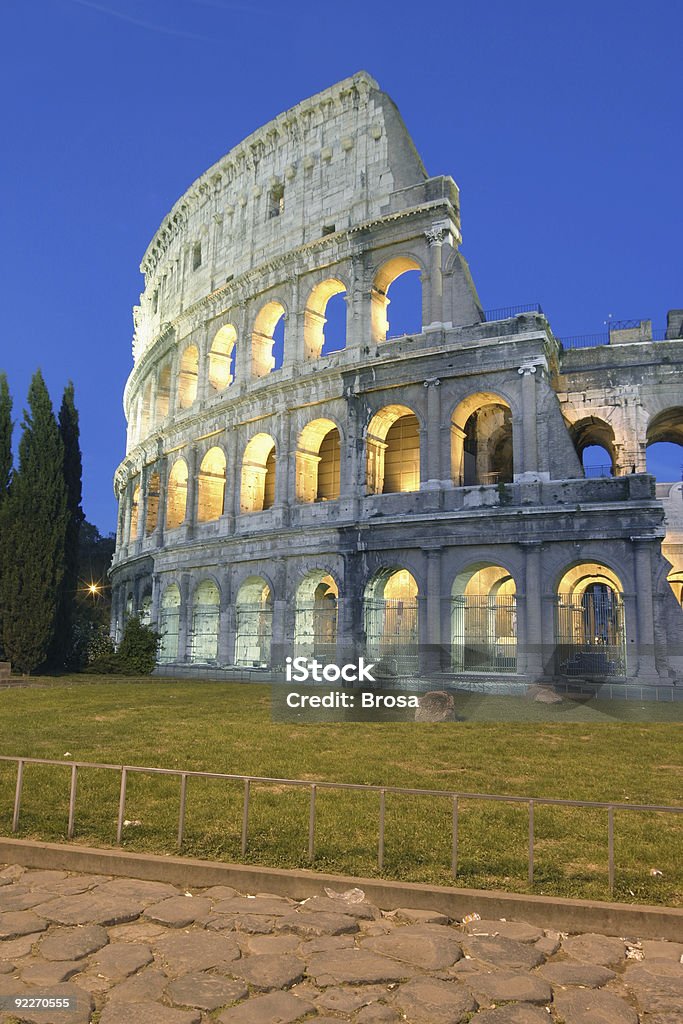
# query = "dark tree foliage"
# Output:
<box><xmin>0</xmin><ymin>371</ymin><xmax>68</xmax><ymax>673</ymax></box>
<box><xmin>88</xmin><ymin>616</ymin><xmax>159</xmax><ymax>676</ymax></box>
<box><xmin>68</xmin><ymin>522</ymin><xmax>116</xmax><ymax>669</ymax></box>
<box><xmin>50</xmin><ymin>382</ymin><xmax>85</xmax><ymax>668</ymax></box>
<box><xmin>0</xmin><ymin>373</ymin><xmax>11</xmax><ymax>501</ymax></box>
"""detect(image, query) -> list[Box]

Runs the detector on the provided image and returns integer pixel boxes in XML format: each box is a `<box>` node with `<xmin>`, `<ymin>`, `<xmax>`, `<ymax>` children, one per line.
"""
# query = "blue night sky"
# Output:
<box><xmin>1</xmin><ymin>0</ymin><xmax>681</xmax><ymax>533</ymax></box>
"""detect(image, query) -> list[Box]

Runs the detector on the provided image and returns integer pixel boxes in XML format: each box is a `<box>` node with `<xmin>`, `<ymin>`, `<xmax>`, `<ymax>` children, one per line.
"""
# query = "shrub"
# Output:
<box><xmin>88</xmin><ymin>617</ymin><xmax>159</xmax><ymax>676</ymax></box>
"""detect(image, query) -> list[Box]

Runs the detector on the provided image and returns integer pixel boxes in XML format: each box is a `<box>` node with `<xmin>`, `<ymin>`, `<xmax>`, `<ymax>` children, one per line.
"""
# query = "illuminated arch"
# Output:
<box><xmin>451</xmin><ymin>563</ymin><xmax>517</xmax><ymax>673</ymax></box>
<box><xmin>208</xmin><ymin>325</ymin><xmax>236</xmax><ymax>392</ymax></box>
<box><xmin>158</xmin><ymin>584</ymin><xmax>181</xmax><ymax>664</ymax></box>
<box><xmin>451</xmin><ymin>392</ymin><xmax>513</xmax><ymax>486</ymax></box>
<box><xmin>555</xmin><ymin>562</ymin><xmax>626</xmax><ymax>677</ymax></box>
<box><xmin>166</xmin><ymin>458</ymin><xmax>188</xmax><ymax>529</ymax></box>
<box><xmin>296</xmin><ymin>419</ymin><xmax>341</xmax><ymax>502</ymax></box>
<box><xmin>177</xmin><ymin>344</ymin><xmax>199</xmax><ymax>409</ymax></box>
<box><xmin>155</xmin><ymin>362</ymin><xmax>171</xmax><ymax>424</ymax></box>
<box><xmin>371</xmin><ymin>256</ymin><xmax>422</xmax><ymax>343</ymax></box>
<box><xmin>139</xmin><ymin>380</ymin><xmax>153</xmax><ymax>438</ymax></box>
<box><xmin>252</xmin><ymin>301</ymin><xmax>285</xmax><ymax>378</ymax></box>
<box><xmin>190</xmin><ymin>579</ymin><xmax>220</xmax><ymax>663</ymax></box>
<box><xmin>240</xmin><ymin>434</ymin><xmax>276</xmax><ymax>512</ymax></box>
<box><xmin>304</xmin><ymin>279</ymin><xmax>347</xmax><ymax>359</ymax></box>
<box><xmin>197</xmin><ymin>446</ymin><xmax>226</xmax><ymax>522</ymax></box>
<box><xmin>129</xmin><ymin>482</ymin><xmax>140</xmax><ymax>542</ymax></box>
<box><xmin>294</xmin><ymin>571</ymin><xmax>338</xmax><ymax>660</ymax></box>
<box><xmin>366</xmin><ymin>405</ymin><xmax>420</xmax><ymax>494</ymax></box>
<box><xmin>144</xmin><ymin>471</ymin><xmax>160</xmax><ymax>535</ymax></box>
<box><xmin>235</xmin><ymin>576</ymin><xmax>272</xmax><ymax>667</ymax></box>
<box><xmin>364</xmin><ymin>568</ymin><xmax>419</xmax><ymax>674</ymax></box>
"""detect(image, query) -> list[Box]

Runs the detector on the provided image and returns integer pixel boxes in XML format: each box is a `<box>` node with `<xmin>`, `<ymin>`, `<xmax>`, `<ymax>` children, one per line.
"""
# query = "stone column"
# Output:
<box><xmin>155</xmin><ymin>454</ymin><xmax>168</xmax><ymax>548</ymax></box>
<box><xmin>424</xmin><ymin>547</ymin><xmax>442</xmax><ymax>673</ymax></box>
<box><xmin>522</xmin><ymin>541</ymin><xmax>544</xmax><ymax>679</ymax></box>
<box><xmin>423</xmin><ymin>378</ymin><xmax>442</xmax><ymax>489</ymax></box>
<box><xmin>424</xmin><ymin>227</ymin><xmax>445</xmax><ymax>327</ymax></box>
<box><xmin>283</xmin><ymin>276</ymin><xmax>299</xmax><ymax>368</ymax></box>
<box><xmin>218</xmin><ymin>571</ymin><xmax>233</xmax><ymax>666</ymax></box>
<box><xmin>178</xmin><ymin>573</ymin><xmax>192</xmax><ymax>664</ymax></box>
<box><xmin>184</xmin><ymin>444</ymin><xmax>198</xmax><ymax>536</ymax></box>
<box><xmin>223</xmin><ymin>428</ymin><xmax>237</xmax><ymax>532</ymax></box>
<box><xmin>346</xmin><ymin>251</ymin><xmax>366</xmax><ymax>350</ymax></box>
<box><xmin>150</xmin><ymin>572</ymin><xmax>161</xmax><ymax>629</ymax></box>
<box><xmin>518</xmin><ymin>364</ymin><xmax>539</xmax><ymax>479</ymax></box>
<box><xmin>138</xmin><ymin>463</ymin><xmax>150</xmax><ymax>541</ymax></box>
<box><xmin>632</xmin><ymin>538</ymin><xmax>659</xmax><ymax>678</ymax></box>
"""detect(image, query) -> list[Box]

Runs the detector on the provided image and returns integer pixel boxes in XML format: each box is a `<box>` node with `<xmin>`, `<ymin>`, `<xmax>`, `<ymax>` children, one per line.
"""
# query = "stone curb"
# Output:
<box><xmin>1</xmin><ymin>837</ymin><xmax>680</xmax><ymax>941</ymax></box>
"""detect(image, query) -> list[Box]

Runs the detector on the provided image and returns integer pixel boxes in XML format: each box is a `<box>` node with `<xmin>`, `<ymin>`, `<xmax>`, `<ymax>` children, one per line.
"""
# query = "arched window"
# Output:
<box><xmin>451</xmin><ymin>565</ymin><xmax>517</xmax><ymax>673</ymax></box>
<box><xmin>364</xmin><ymin>569</ymin><xmax>419</xmax><ymax>675</ymax></box>
<box><xmin>197</xmin><ymin>447</ymin><xmax>226</xmax><ymax>522</ymax></box>
<box><xmin>209</xmin><ymin>325</ymin><xmax>236</xmax><ymax>392</ymax></box>
<box><xmin>294</xmin><ymin>572</ymin><xmax>338</xmax><ymax>662</ymax></box>
<box><xmin>155</xmin><ymin>362</ymin><xmax>171</xmax><ymax>424</ymax></box>
<box><xmin>252</xmin><ymin>302</ymin><xmax>285</xmax><ymax>377</ymax></box>
<box><xmin>145</xmin><ymin>471</ymin><xmax>160</xmax><ymax>535</ymax></box>
<box><xmin>190</xmin><ymin>580</ymin><xmax>220</xmax><ymax>663</ymax></box>
<box><xmin>371</xmin><ymin>257</ymin><xmax>422</xmax><ymax>343</ymax></box>
<box><xmin>159</xmin><ymin>584</ymin><xmax>181</xmax><ymax>664</ymax></box>
<box><xmin>240</xmin><ymin>434</ymin><xmax>276</xmax><ymax>512</ymax></box>
<box><xmin>166</xmin><ymin>458</ymin><xmax>188</xmax><ymax>529</ymax></box>
<box><xmin>178</xmin><ymin>345</ymin><xmax>199</xmax><ymax>408</ymax></box>
<box><xmin>555</xmin><ymin>563</ymin><xmax>626</xmax><ymax>677</ymax></box>
<box><xmin>129</xmin><ymin>482</ymin><xmax>140</xmax><ymax>542</ymax></box>
<box><xmin>296</xmin><ymin>419</ymin><xmax>341</xmax><ymax>502</ymax></box>
<box><xmin>646</xmin><ymin>407</ymin><xmax>683</xmax><ymax>482</ymax></box>
<box><xmin>304</xmin><ymin>279</ymin><xmax>347</xmax><ymax>359</ymax></box>
<box><xmin>568</xmin><ymin>417</ymin><xmax>617</xmax><ymax>477</ymax></box>
<box><xmin>367</xmin><ymin>405</ymin><xmax>420</xmax><ymax>494</ymax></box>
<box><xmin>452</xmin><ymin>393</ymin><xmax>513</xmax><ymax>486</ymax></box>
<box><xmin>235</xmin><ymin>577</ymin><xmax>272</xmax><ymax>667</ymax></box>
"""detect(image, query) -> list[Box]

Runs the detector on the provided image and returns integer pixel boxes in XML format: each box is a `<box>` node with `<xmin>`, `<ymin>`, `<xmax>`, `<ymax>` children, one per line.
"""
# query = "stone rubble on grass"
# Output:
<box><xmin>0</xmin><ymin>862</ymin><xmax>679</xmax><ymax>1023</ymax></box>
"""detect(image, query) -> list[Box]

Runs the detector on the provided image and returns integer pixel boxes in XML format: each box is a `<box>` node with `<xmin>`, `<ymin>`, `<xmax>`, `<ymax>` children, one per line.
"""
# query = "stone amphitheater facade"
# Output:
<box><xmin>110</xmin><ymin>71</ymin><xmax>683</xmax><ymax>692</ymax></box>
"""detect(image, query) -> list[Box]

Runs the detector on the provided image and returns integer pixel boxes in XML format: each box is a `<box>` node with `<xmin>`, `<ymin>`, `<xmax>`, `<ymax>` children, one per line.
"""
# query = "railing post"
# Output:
<box><xmin>608</xmin><ymin>805</ymin><xmax>615</xmax><ymax>893</ymax></box>
<box><xmin>116</xmin><ymin>768</ymin><xmax>127</xmax><ymax>845</ymax></box>
<box><xmin>241</xmin><ymin>779</ymin><xmax>250</xmax><ymax>857</ymax></box>
<box><xmin>177</xmin><ymin>773</ymin><xmax>188</xmax><ymax>848</ymax></box>
<box><xmin>451</xmin><ymin>795</ymin><xmax>459</xmax><ymax>878</ymax></box>
<box><xmin>12</xmin><ymin>760</ymin><xmax>24</xmax><ymax>833</ymax></box>
<box><xmin>378</xmin><ymin>788</ymin><xmax>386</xmax><ymax>870</ymax></box>
<box><xmin>308</xmin><ymin>785</ymin><xmax>316</xmax><ymax>862</ymax></box>
<box><xmin>528</xmin><ymin>799</ymin><xmax>534</xmax><ymax>885</ymax></box>
<box><xmin>67</xmin><ymin>764</ymin><xmax>78</xmax><ymax>840</ymax></box>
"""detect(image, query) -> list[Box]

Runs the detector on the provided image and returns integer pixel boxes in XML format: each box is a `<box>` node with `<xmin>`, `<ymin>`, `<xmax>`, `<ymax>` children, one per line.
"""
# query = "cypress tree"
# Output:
<box><xmin>51</xmin><ymin>382</ymin><xmax>85</xmax><ymax>668</ymax></box>
<box><xmin>0</xmin><ymin>373</ymin><xmax>11</xmax><ymax>501</ymax></box>
<box><xmin>0</xmin><ymin>371</ymin><xmax>68</xmax><ymax>673</ymax></box>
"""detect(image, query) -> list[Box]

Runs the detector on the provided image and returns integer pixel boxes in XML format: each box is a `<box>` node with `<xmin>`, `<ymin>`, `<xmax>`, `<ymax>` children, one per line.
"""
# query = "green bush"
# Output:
<box><xmin>88</xmin><ymin>617</ymin><xmax>159</xmax><ymax>676</ymax></box>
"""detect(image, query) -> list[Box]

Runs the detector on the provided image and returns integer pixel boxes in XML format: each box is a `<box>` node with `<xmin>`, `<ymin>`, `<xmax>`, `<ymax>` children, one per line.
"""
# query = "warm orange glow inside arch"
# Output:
<box><xmin>240</xmin><ymin>433</ymin><xmax>276</xmax><ymax>512</ymax></box>
<box><xmin>371</xmin><ymin>257</ymin><xmax>422</xmax><ymax>343</ymax></box>
<box><xmin>178</xmin><ymin>345</ymin><xmax>199</xmax><ymax>408</ymax></box>
<box><xmin>209</xmin><ymin>325</ymin><xmax>236</xmax><ymax>391</ymax></box>
<box><xmin>296</xmin><ymin>418</ymin><xmax>341</xmax><ymax>502</ymax></box>
<box><xmin>197</xmin><ymin>446</ymin><xmax>226</xmax><ymax>522</ymax></box>
<box><xmin>252</xmin><ymin>302</ymin><xmax>285</xmax><ymax>378</ymax></box>
<box><xmin>166</xmin><ymin>458</ymin><xmax>188</xmax><ymax>529</ymax></box>
<box><xmin>366</xmin><ymin>405</ymin><xmax>420</xmax><ymax>495</ymax></box>
<box><xmin>557</xmin><ymin>562</ymin><xmax>623</xmax><ymax>597</ymax></box>
<box><xmin>304</xmin><ymin>279</ymin><xmax>347</xmax><ymax>360</ymax></box>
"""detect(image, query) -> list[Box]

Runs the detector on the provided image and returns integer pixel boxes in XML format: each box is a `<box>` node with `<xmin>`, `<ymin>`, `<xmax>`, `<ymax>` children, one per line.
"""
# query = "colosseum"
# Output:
<box><xmin>111</xmin><ymin>71</ymin><xmax>683</xmax><ymax>695</ymax></box>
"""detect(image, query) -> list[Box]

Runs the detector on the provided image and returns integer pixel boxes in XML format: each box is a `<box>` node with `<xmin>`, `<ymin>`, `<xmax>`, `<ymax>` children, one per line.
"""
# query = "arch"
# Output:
<box><xmin>366</xmin><ymin>405</ymin><xmax>420</xmax><ymax>494</ymax></box>
<box><xmin>371</xmin><ymin>256</ymin><xmax>422</xmax><ymax>343</ymax></box>
<box><xmin>646</xmin><ymin>407</ymin><xmax>683</xmax><ymax>482</ymax></box>
<box><xmin>667</xmin><ymin>570</ymin><xmax>683</xmax><ymax>608</ymax></box>
<box><xmin>144</xmin><ymin>471</ymin><xmax>160</xmax><ymax>535</ymax></box>
<box><xmin>451</xmin><ymin>392</ymin><xmax>513</xmax><ymax>486</ymax></box>
<box><xmin>155</xmin><ymin>362</ymin><xmax>171</xmax><ymax>424</ymax></box>
<box><xmin>555</xmin><ymin>561</ymin><xmax>626</xmax><ymax>677</ymax></box>
<box><xmin>240</xmin><ymin>433</ymin><xmax>276</xmax><ymax>512</ymax></box>
<box><xmin>294</xmin><ymin>570</ymin><xmax>338</xmax><ymax>661</ymax></box>
<box><xmin>158</xmin><ymin>584</ymin><xmax>181</xmax><ymax>664</ymax></box>
<box><xmin>364</xmin><ymin>568</ymin><xmax>419</xmax><ymax>675</ymax></box>
<box><xmin>197</xmin><ymin>446</ymin><xmax>226</xmax><ymax>522</ymax></box>
<box><xmin>235</xmin><ymin>576</ymin><xmax>272</xmax><ymax>667</ymax></box>
<box><xmin>252</xmin><ymin>301</ymin><xmax>285</xmax><ymax>377</ymax></box>
<box><xmin>177</xmin><ymin>344</ymin><xmax>199</xmax><ymax>408</ymax></box>
<box><xmin>166</xmin><ymin>458</ymin><xmax>188</xmax><ymax>529</ymax></box>
<box><xmin>304</xmin><ymin>279</ymin><xmax>347</xmax><ymax>359</ymax></box>
<box><xmin>568</xmin><ymin>417</ymin><xmax>617</xmax><ymax>477</ymax></box>
<box><xmin>296</xmin><ymin>418</ymin><xmax>341</xmax><ymax>502</ymax></box>
<box><xmin>190</xmin><ymin>579</ymin><xmax>220</xmax><ymax>663</ymax></box>
<box><xmin>138</xmin><ymin>592</ymin><xmax>152</xmax><ymax>626</ymax></box>
<box><xmin>451</xmin><ymin>563</ymin><xmax>517</xmax><ymax>673</ymax></box>
<box><xmin>208</xmin><ymin>325</ymin><xmax>236</xmax><ymax>391</ymax></box>
<box><xmin>129</xmin><ymin>482</ymin><xmax>140</xmax><ymax>542</ymax></box>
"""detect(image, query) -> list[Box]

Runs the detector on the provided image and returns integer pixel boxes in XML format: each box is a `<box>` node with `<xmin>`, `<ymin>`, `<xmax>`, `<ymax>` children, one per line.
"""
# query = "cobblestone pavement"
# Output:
<box><xmin>0</xmin><ymin>864</ymin><xmax>680</xmax><ymax>1023</ymax></box>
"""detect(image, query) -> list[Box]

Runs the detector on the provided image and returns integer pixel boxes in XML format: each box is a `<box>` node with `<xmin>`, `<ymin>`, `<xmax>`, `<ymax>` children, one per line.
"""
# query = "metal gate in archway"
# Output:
<box><xmin>234</xmin><ymin>604</ymin><xmax>272</xmax><ymax>667</ymax></box>
<box><xmin>364</xmin><ymin>598</ymin><xmax>419</xmax><ymax>675</ymax></box>
<box><xmin>555</xmin><ymin>587</ymin><xmax>626</xmax><ymax>676</ymax></box>
<box><xmin>451</xmin><ymin>594</ymin><xmax>517</xmax><ymax>673</ymax></box>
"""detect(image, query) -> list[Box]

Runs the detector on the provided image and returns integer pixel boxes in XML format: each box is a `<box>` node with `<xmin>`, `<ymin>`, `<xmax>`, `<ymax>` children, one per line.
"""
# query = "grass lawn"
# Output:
<box><xmin>0</xmin><ymin>677</ymin><xmax>681</xmax><ymax>906</ymax></box>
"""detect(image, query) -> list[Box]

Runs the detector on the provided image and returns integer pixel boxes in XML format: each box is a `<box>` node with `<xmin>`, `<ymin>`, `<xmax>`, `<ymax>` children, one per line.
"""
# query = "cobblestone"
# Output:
<box><xmin>0</xmin><ymin>862</ymin><xmax>678</xmax><ymax>1023</ymax></box>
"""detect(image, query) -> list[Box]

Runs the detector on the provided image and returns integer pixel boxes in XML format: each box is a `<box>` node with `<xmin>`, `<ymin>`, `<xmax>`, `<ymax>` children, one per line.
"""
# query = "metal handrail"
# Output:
<box><xmin>1</xmin><ymin>754</ymin><xmax>680</xmax><ymax>893</ymax></box>
<box><xmin>482</xmin><ymin>303</ymin><xmax>543</xmax><ymax>321</ymax></box>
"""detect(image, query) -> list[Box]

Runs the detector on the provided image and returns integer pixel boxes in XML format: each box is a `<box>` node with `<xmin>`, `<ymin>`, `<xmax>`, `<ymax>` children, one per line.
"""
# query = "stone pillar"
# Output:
<box><xmin>223</xmin><ymin>428</ymin><xmax>237</xmax><ymax>532</ymax></box>
<box><xmin>423</xmin><ymin>378</ymin><xmax>442</xmax><ymax>489</ymax></box>
<box><xmin>632</xmin><ymin>538</ymin><xmax>659</xmax><ymax>678</ymax></box>
<box><xmin>184</xmin><ymin>444</ymin><xmax>198</xmax><ymax>536</ymax></box>
<box><xmin>517</xmin><ymin>364</ymin><xmax>539</xmax><ymax>479</ymax></box>
<box><xmin>424</xmin><ymin>228</ymin><xmax>445</xmax><ymax>327</ymax></box>
<box><xmin>275</xmin><ymin>413</ymin><xmax>292</xmax><ymax>511</ymax></box>
<box><xmin>178</xmin><ymin>573</ymin><xmax>192</xmax><ymax>664</ymax></box>
<box><xmin>346</xmin><ymin>251</ymin><xmax>367</xmax><ymax>350</ymax></box>
<box><xmin>155</xmin><ymin>455</ymin><xmax>168</xmax><ymax>548</ymax></box>
<box><xmin>343</xmin><ymin>391</ymin><xmax>362</xmax><ymax>517</ymax></box>
<box><xmin>150</xmin><ymin>573</ymin><xmax>161</xmax><ymax>629</ymax></box>
<box><xmin>218</xmin><ymin>571</ymin><xmax>233</xmax><ymax>666</ymax></box>
<box><xmin>522</xmin><ymin>542</ymin><xmax>544</xmax><ymax>679</ymax></box>
<box><xmin>283</xmin><ymin>277</ymin><xmax>299</xmax><ymax>368</ymax></box>
<box><xmin>138</xmin><ymin>463</ymin><xmax>150</xmax><ymax>540</ymax></box>
<box><xmin>196</xmin><ymin>327</ymin><xmax>210</xmax><ymax>405</ymax></box>
<box><xmin>424</xmin><ymin>547</ymin><xmax>442</xmax><ymax>673</ymax></box>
